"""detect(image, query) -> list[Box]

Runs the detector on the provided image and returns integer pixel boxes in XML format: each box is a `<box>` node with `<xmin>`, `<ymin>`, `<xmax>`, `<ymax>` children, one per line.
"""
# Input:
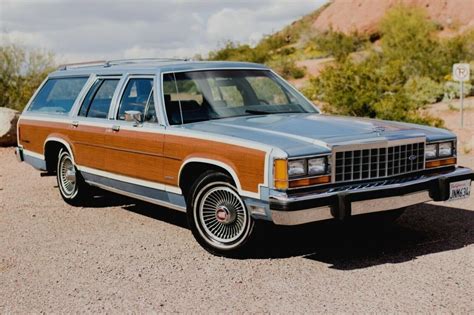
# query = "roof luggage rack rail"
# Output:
<box><xmin>57</xmin><ymin>60</ymin><xmax>107</xmax><ymax>70</ymax></box>
<box><xmin>58</xmin><ymin>57</ymin><xmax>190</xmax><ymax>70</ymax></box>
<box><xmin>104</xmin><ymin>58</ymin><xmax>189</xmax><ymax>67</ymax></box>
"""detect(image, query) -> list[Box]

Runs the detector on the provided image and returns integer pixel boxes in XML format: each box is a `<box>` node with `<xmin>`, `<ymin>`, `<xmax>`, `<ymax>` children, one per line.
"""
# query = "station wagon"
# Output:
<box><xmin>16</xmin><ymin>58</ymin><xmax>473</xmax><ymax>255</ymax></box>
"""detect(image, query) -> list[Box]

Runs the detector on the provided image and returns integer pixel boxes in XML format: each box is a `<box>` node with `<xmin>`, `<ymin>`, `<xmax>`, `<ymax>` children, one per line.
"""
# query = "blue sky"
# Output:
<box><xmin>1</xmin><ymin>0</ymin><xmax>327</xmax><ymax>62</ymax></box>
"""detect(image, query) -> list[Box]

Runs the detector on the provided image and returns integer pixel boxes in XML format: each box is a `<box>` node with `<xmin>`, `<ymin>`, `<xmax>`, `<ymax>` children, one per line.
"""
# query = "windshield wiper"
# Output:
<box><xmin>245</xmin><ymin>109</ymin><xmax>302</xmax><ymax>115</ymax></box>
<box><xmin>245</xmin><ymin>109</ymin><xmax>272</xmax><ymax>115</ymax></box>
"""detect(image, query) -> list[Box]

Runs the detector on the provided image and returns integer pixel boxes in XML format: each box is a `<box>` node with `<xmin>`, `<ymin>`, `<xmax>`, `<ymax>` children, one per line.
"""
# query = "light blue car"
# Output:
<box><xmin>16</xmin><ymin>59</ymin><xmax>473</xmax><ymax>256</ymax></box>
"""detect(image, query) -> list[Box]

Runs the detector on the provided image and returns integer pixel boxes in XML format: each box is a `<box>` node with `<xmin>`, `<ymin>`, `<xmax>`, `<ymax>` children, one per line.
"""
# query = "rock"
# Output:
<box><xmin>312</xmin><ymin>0</ymin><xmax>474</xmax><ymax>36</ymax></box>
<box><xmin>0</xmin><ymin>107</ymin><xmax>20</xmax><ymax>147</ymax></box>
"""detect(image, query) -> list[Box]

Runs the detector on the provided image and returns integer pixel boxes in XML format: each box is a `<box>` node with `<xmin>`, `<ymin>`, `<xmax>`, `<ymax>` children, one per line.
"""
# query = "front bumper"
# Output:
<box><xmin>270</xmin><ymin>167</ymin><xmax>474</xmax><ymax>225</ymax></box>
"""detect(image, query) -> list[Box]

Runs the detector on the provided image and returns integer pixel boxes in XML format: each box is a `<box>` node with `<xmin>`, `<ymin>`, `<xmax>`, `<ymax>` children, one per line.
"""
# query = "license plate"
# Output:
<box><xmin>448</xmin><ymin>180</ymin><xmax>471</xmax><ymax>201</ymax></box>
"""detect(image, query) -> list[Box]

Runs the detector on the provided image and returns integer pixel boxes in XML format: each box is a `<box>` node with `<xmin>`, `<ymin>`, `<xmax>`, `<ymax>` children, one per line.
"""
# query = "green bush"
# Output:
<box><xmin>403</xmin><ymin>76</ymin><xmax>444</xmax><ymax>105</ymax></box>
<box><xmin>1</xmin><ymin>44</ymin><xmax>55</xmax><ymax>111</ymax></box>
<box><xmin>308</xmin><ymin>30</ymin><xmax>368</xmax><ymax>62</ymax></box>
<box><xmin>267</xmin><ymin>56</ymin><xmax>306</xmax><ymax>79</ymax></box>
<box><xmin>208</xmin><ymin>37</ymin><xmax>306</xmax><ymax>79</ymax></box>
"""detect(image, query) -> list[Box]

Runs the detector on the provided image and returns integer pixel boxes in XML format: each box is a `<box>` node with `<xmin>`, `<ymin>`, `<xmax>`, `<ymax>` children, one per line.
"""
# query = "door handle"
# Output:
<box><xmin>111</xmin><ymin>125</ymin><xmax>120</xmax><ymax>131</ymax></box>
<box><xmin>72</xmin><ymin>121</ymin><xmax>79</xmax><ymax>127</ymax></box>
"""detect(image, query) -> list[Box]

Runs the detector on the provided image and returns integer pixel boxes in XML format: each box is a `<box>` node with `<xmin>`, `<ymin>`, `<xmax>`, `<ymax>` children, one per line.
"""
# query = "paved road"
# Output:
<box><xmin>1</xmin><ymin>148</ymin><xmax>473</xmax><ymax>313</ymax></box>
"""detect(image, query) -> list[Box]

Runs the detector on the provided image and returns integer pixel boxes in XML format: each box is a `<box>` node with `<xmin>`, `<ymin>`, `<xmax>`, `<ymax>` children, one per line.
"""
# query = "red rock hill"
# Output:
<box><xmin>312</xmin><ymin>0</ymin><xmax>474</xmax><ymax>36</ymax></box>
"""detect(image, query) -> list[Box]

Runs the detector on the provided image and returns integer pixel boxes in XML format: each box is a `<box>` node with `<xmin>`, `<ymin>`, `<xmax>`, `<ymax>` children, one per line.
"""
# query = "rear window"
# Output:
<box><xmin>28</xmin><ymin>77</ymin><xmax>88</xmax><ymax>114</ymax></box>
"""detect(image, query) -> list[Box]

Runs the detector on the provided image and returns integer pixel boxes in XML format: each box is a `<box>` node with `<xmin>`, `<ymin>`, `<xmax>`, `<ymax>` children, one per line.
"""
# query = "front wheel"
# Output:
<box><xmin>187</xmin><ymin>171</ymin><xmax>255</xmax><ymax>256</ymax></box>
<box><xmin>57</xmin><ymin>149</ymin><xmax>90</xmax><ymax>206</ymax></box>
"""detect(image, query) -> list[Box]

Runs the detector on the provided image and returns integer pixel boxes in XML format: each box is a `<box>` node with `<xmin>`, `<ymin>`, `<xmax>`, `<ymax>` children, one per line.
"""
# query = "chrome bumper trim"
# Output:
<box><xmin>271</xmin><ymin>206</ymin><xmax>333</xmax><ymax>225</ymax></box>
<box><xmin>270</xmin><ymin>167</ymin><xmax>473</xmax><ymax>225</ymax></box>
<box><xmin>351</xmin><ymin>190</ymin><xmax>431</xmax><ymax>216</ymax></box>
<box><xmin>15</xmin><ymin>146</ymin><xmax>24</xmax><ymax>162</ymax></box>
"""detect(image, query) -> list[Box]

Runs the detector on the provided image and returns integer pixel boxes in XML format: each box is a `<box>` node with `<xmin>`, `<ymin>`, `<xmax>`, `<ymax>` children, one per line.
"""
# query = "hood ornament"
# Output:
<box><xmin>372</xmin><ymin>126</ymin><xmax>386</xmax><ymax>136</ymax></box>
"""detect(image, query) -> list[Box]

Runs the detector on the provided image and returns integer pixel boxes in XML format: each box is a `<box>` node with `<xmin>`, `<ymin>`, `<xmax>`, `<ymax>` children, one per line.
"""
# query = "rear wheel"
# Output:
<box><xmin>187</xmin><ymin>171</ymin><xmax>255</xmax><ymax>256</ymax></box>
<box><xmin>57</xmin><ymin>149</ymin><xmax>90</xmax><ymax>205</ymax></box>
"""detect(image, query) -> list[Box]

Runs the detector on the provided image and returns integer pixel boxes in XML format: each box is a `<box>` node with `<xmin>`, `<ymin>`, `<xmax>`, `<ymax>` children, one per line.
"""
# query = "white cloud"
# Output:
<box><xmin>1</xmin><ymin>0</ymin><xmax>328</xmax><ymax>62</ymax></box>
<box><xmin>1</xmin><ymin>31</ymin><xmax>52</xmax><ymax>49</ymax></box>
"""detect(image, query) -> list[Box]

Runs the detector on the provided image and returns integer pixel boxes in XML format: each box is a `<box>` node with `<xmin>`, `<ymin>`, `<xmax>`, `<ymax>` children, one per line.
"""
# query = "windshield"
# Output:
<box><xmin>162</xmin><ymin>69</ymin><xmax>318</xmax><ymax>125</ymax></box>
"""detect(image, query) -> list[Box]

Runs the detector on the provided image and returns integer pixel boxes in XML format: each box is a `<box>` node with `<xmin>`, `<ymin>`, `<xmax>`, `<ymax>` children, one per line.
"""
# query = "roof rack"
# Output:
<box><xmin>58</xmin><ymin>57</ymin><xmax>190</xmax><ymax>71</ymax></box>
<box><xmin>57</xmin><ymin>60</ymin><xmax>106</xmax><ymax>71</ymax></box>
<box><xmin>103</xmin><ymin>58</ymin><xmax>189</xmax><ymax>67</ymax></box>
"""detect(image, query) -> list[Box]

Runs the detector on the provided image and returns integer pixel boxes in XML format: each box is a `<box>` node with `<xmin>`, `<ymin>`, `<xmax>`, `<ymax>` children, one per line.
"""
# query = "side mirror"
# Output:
<box><xmin>124</xmin><ymin>110</ymin><xmax>142</xmax><ymax>125</ymax></box>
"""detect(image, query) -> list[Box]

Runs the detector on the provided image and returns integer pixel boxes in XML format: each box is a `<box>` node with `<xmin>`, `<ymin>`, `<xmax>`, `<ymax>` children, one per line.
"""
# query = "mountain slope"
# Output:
<box><xmin>312</xmin><ymin>0</ymin><xmax>474</xmax><ymax>36</ymax></box>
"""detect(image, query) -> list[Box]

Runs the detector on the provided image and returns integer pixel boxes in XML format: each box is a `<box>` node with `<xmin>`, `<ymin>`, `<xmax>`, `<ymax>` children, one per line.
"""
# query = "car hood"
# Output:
<box><xmin>181</xmin><ymin>113</ymin><xmax>455</xmax><ymax>156</ymax></box>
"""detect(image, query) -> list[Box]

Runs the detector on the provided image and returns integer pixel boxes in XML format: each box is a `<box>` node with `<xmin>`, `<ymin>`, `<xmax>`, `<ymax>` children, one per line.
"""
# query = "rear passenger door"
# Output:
<box><xmin>103</xmin><ymin>76</ymin><xmax>165</xmax><ymax>183</ymax></box>
<box><xmin>70</xmin><ymin>77</ymin><xmax>120</xmax><ymax>171</ymax></box>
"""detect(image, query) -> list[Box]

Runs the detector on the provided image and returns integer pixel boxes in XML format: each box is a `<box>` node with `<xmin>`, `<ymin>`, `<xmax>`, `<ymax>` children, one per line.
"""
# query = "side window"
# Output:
<box><xmin>79</xmin><ymin>79</ymin><xmax>119</xmax><ymax>119</ymax></box>
<box><xmin>28</xmin><ymin>77</ymin><xmax>88</xmax><ymax>114</ymax></box>
<box><xmin>117</xmin><ymin>78</ymin><xmax>153</xmax><ymax>120</ymax></box>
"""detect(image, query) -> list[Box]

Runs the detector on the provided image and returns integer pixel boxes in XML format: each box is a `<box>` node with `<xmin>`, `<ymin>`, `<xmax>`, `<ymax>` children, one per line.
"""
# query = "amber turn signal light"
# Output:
<box><xmin>425</xmin><ymin>157</ymin><xmax>456</xmax><ymax>168</ymax></box>
<box><xmin>274</xmin><ymin>159</ymin><xmax>289</xmax><ymax>190</ymax></box>
<box><xmin>289</xmin><ymin>175</ymin><xmax>331</xmax><ymax>188</ymax></box>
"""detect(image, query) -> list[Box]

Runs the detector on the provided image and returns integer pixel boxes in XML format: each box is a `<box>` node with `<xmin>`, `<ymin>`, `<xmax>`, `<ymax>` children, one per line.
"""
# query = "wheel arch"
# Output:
<box><xmin>178</xmin><ymin>158</ymin><xmax>242</xmax><ymax>199</ymax></box>
<box><xmin>43</xmin><ymin>137</ymin><xmax>75</xmax><ymax>173</ymax></box>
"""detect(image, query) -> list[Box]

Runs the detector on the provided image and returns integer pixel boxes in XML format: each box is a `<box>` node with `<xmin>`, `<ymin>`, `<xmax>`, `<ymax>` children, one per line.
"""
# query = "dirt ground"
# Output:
<box><xmin>0</xmin><ymin>147</ymin><xmax>473</xmax><ymax>313</ymax></box>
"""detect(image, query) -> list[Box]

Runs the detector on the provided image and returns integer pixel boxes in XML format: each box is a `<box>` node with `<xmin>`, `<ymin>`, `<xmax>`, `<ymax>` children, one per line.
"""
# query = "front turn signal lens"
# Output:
<box><xmin>425</xmin><ymin>157</ymin><xmax>456</xmax><ymax>168</ymax></box>
<box><xmin>274</xmin><ymin>159</ymin><xmax>288</xmax><ymax>190</ymax></box>
<box><xmin>289</xmin><ymin>175</ymin><xmax>331</xmax><ymax>188</ymax></box>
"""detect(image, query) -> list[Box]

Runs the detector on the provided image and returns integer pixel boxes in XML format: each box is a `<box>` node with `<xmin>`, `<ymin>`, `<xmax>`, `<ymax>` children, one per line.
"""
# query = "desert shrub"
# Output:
<box><xmin>305</xmin><ymin>51</ymin><xmax>444</xmax><ymax>126</ymax></box>
<box><xmin>267</xmin><ymin>56</ymin><xmax>306</xmax><ymax>79</ymax></box>
<box><xmin>403</xmin><ymin>76</ymin><xmax>444</xmax><ymax>105</ymax></box>
<box><xmin>309</xmin><ymin>30</ymin><xmax>368</xmax><ymax>62</ymax></box>
<box><xmin>208</xmin><ymin>41</ymin><xmax>261</xmax><ymax>63</ymax></box>
<box><xmin>379</xmin><ymin>6</ymin><xmax>440</xmax><ymax>79</ymax></box>
<box><xmin>208</xmin><ymin>37</ymin><xmax>306</xmax><ymax>79</ymax></box>
<box><xmin>1</xmin><ymin>44</ymin><xmax>55</xmax><ymax>110</ymax></box>
<box><xmin>443</xmin><ymin>81</ymin><xmax>473</xmax><ymax>101</ymax></box>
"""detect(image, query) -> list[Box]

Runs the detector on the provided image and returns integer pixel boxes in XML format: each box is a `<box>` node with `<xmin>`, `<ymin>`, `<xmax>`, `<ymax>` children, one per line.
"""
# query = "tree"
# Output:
<box><xmin>0</xmin><ymin>44</ymin><xmax>55</xmax><ymax>110</ymax></box>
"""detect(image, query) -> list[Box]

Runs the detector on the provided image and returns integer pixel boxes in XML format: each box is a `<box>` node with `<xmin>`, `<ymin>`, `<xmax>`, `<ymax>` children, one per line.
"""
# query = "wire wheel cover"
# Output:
<box><xmin>59</xmin><ymin>156</ymin><xmax>76</xmax><ymax>196</ymax></box>
<box><xmin>199</xmin><ymin>186</ymin><xmax>248</xmax><ymax>244</ymax></box>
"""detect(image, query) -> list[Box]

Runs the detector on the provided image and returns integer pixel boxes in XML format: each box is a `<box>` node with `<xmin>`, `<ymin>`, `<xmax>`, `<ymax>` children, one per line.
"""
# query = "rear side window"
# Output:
<box><xmin>79</xmin><ymin>79</ymin><xmax>119</xmax><ymax>119</ymax></box>
<box><xmin>28</xmin><ymin>77</ymin><xmax>88</xmax><ymax>114</ymax></box>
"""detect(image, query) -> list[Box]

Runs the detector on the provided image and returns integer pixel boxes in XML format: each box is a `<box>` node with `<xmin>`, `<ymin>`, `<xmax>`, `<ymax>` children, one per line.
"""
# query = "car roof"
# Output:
<box><xmin>49</xmin><ymin>59</ymin><xmax>268</xmax><ymax>78</ymax></box>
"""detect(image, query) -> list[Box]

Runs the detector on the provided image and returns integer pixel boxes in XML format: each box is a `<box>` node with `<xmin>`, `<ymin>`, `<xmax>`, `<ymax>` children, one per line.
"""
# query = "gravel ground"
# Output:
<box><xmin>1</xmin><ymin>147</ymin><xmax>473</xmax><ymax>313</ymax></box>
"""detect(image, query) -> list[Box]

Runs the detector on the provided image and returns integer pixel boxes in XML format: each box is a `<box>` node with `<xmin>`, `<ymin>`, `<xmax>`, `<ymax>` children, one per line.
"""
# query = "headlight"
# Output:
<box><xmin>425</xmin><ymin>141</ymin><xmax>454</xmax><ymax>160</ymax></box>
<box><xmin>308</xmin><ymin>157</ymin><xmax>327</xmax><ymax>175</ymax></box>
<box><xmin>439</xmin><ymin>142</ymin><xmax>453</xmax><ymax>157</ymax></box>
<box><xmin>425</xmin><ymin>144</ymin><xmax>438</xmax><ymax>159</ymax></box>
<box><xmin>288</xmin><ymin>159</ymin><xmax>306</xmax><ymax>177</ymax></box>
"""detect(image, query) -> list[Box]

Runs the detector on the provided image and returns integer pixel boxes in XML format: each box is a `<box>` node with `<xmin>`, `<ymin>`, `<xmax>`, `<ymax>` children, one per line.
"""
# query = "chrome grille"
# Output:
<box><xmin>334</xmin><ymin>141</ymin><xmax>425</xmax><ymax>183</ymax></box>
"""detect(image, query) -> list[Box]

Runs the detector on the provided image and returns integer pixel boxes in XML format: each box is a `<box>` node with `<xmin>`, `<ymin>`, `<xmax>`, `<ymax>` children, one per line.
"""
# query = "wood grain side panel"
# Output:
<box><xmin>18</xmin><ymin>119</ymin><xmax>70</xmax><ymax>155</ymax></box>
<box><xmin>103</xmin><ymin>128</ymin><xmax>165</xmax><ymax>182</ymax></box>
<box><xmin>18</xmin><ymin>119</ymin><xmax>106</xmax><ymax>170</ymax></box>
<box><xmin>72</xmin><ymin>125</ymin><xmax>106</xmax><ymax>170</ymax></box>
<box><xmin>18</xmin><ymin>119</ymin><xmax>268</xmax><ymax>194</ymax></box>
<box><xmin>164</xmin><ymin>135</ymin><xmax>266</xmax><ymax>193</ymax></box>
